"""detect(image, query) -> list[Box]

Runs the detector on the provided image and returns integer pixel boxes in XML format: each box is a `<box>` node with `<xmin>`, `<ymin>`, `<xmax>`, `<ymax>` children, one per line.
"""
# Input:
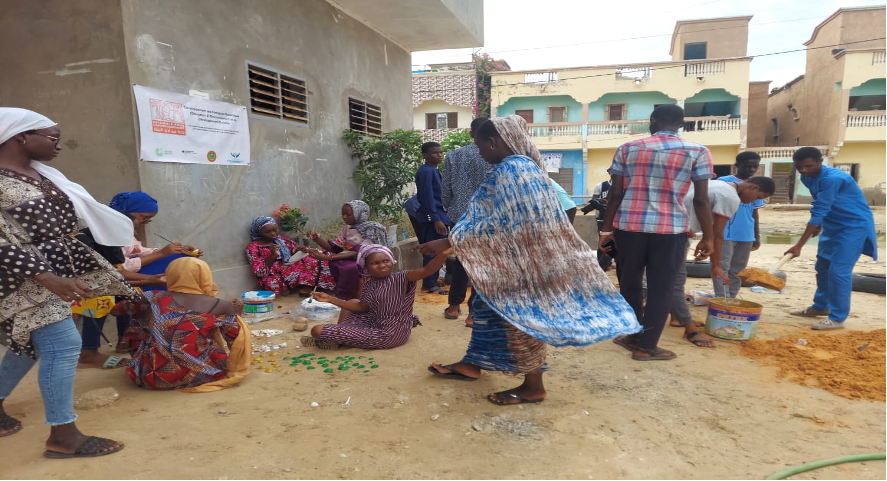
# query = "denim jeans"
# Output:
<box><xmin>0</xmin><ymin>318</ymin><xmax>80</xmax><ymax>425</ymax></box>
<box><xmin>80</xmin><ymin>315</ymin><xmax>131</xmax><ymax>350</ymax></box>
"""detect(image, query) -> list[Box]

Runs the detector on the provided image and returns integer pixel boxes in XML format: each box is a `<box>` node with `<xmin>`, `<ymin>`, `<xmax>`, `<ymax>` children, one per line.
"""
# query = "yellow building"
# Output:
<box><xmin>412</xmin><ymin>62</ymin><xmax>477</xmax><ymax>142</ymax></box>
<box><xmin>490</xmin><ymin>16</ymin><xmax>754</xmax><ymax>198</ymax></box>
<box><xmin>762</xmin><ymin>6</ymin><xmax>885</xmax><ymax>205</ymax></box>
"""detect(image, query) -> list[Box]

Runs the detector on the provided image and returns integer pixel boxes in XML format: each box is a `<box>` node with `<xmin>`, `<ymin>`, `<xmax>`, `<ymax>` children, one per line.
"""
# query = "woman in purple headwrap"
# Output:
<box><xmin>300</xmin><ymin>244</ymin><xmax>448</xmax><ymax>350</ymax></box>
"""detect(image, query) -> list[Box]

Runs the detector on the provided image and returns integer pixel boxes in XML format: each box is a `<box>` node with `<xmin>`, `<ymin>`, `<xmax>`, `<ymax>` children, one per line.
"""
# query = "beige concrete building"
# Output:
<box><xmin>761</xmin><ymin>6</ymin><xmax>886</xmax><ymax>204</ymax></box>
<box><xmin>489</xmin><ymin>16</ymin><xmax>754</xmax><ymax>198</ymax></box>
<box><xmin>0</xmin><ymin>0</ymin><xmax>483</xmax><ymax>295</ymax></box>
<box><xmin>412</xmin><ymin>62</ymin><xmax>476</xmax><ymax>142</ymax></box>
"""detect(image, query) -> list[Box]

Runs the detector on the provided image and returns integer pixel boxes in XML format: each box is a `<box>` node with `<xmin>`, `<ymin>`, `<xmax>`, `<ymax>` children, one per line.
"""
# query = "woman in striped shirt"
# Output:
<box><xmin>302</xmin><ymin>245</ymin><xmax>448</xmax><ymax>350</ymax></box>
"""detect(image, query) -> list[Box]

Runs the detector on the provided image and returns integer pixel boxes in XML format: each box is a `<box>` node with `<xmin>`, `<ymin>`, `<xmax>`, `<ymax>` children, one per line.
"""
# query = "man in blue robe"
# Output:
<box><xmin>785</xmin><ymin>147</ymin><xmax>878</xmax><ymax>330</ymax></box>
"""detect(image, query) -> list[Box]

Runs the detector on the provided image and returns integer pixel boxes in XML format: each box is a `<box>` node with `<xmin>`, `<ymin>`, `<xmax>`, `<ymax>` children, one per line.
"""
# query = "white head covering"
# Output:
<box><xmin>0</xmin><ymin>107</ymin><xmax>57</xmax><ymax>145</ymax></box>
<box><xmin>0</xmin><ymin>107</ymin><xmax>134</xmax><ymax>246</ymax></box>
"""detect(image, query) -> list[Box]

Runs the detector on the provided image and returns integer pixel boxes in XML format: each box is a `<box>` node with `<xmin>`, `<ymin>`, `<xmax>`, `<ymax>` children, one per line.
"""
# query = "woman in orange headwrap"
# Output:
<box><xmin>122</xmin><ymin>257</ymin><xmax>250</xmax><ymax>391</ymax></box>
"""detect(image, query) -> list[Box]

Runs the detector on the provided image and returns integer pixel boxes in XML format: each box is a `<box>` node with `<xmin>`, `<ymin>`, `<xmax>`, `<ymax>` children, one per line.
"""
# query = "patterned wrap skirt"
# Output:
<box><xmin>461</xmin><ymin>294</ymin><xmax>548</xmax><ymax>374</ymax></box>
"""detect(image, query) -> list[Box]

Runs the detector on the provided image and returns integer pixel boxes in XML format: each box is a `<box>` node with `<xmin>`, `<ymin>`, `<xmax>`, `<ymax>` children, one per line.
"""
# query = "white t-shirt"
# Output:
<box><xmin>683</xmin><ymin>179</ymin><xmax>741</xmax><ymax>234</ymax></box>
<box><xmin>593</xmin><ymin>181</ymin><xmax>609</xmax><ymax>198</ymax></box>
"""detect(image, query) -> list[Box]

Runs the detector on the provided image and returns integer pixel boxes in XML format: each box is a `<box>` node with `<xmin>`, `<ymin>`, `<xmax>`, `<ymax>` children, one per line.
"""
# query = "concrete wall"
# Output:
<box><xmin>498</xmin><ymin>95</ymin><xmax>584</xmax><ymax>123</ymax></box>
<box><xmin>671</xmin><ymin>17</ymin><xmax>750</xmax><ymax>61</ymax></box>
<box><xmin>0</xmin><ymin>0</ymin><xmax>140</xmax><ymax>203</ymax></box>
<box><xmin>413</xmin><ymin>100</ymin><xmax>473</xmax><ymax>130</ymax></box>
<box><xmin>588</xmin><ymin>92</ymin><xmax>676</xmax><ymax>121</ymax></box>
<box><xmin>747</xmin><ymin>81</ymin><xmax>771</xmax><ymax>147</ymax></box>
<box><xmin>767</xmin><ymin>78</ymin><xmax>808</xmax><ymax>145</ymax></box>
<box><xmin>119</xmin><ymin>0</ymin><xmax>414</xmax><ymax>296</ymax></box>
<box><xmin>834</xmin><ymin>141</ymin><xmax>887</xmax><ymax>193</ymax></box>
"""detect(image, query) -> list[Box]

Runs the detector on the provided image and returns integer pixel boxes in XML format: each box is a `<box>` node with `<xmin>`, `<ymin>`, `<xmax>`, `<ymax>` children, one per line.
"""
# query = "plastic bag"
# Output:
<box><xmin>290</xmin><ymin>297</ymin><xmax>341</xmax><ymax>322</ymax></box>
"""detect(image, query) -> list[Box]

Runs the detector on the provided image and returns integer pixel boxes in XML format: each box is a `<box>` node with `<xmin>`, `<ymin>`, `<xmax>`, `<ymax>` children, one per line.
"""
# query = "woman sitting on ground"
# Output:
<box><xmin>246</xmin><ymin>217</ymin><xmax>335</xmax><ymax>296</ymax></box>
<box><xmin>301</xmin><ymin>244</ymin><xmax>448</xmax><ymax>350</ymax></box>
<box><xmin>305</xmin><ymin>200</ymin><xmax>391</xmax><ymax>301</ymax></box>
<box><xmin>111</xmin><ymin>191</ymin><xmax>201</xmax><ymax>280</ymax></box>
<box><xmin>121</xmin><ymin>257</ymin><xmax>250</xmax><ymax>391</ymax></box>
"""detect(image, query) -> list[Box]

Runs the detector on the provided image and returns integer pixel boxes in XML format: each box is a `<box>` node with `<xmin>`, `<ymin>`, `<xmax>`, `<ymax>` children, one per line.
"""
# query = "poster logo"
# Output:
<box><xmin>149</xmin><ymin>98</ymin><xmax>187</xmax><ymax>136</ymax></box>
<box><xmin>230</xmin><ymin>152</ymin><xmax>241</xmax><ymax>159</ymax></box>
<box><xmin>155</xmin><ymin>147</ymin><xmax>172</xmax><ymax>157</ymax></box>
<box><xmin>206</xmin><ymin>151</ymin><xmax>217</xmax><ymax>162</ymax></box>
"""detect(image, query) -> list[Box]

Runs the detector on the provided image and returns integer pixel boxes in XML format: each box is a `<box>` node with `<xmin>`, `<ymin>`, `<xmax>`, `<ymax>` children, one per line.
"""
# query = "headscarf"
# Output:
<box><xmin>249</xmin><ymin>216</ymin><xmax>292</xmax><ymax>263</ymax></box>
<box><xmin>356</xmin><ymin>244</ymin><xmax>396</xmax><ymax>277</ymax></box>
<box><xmin>0</xmin><ymin>108</ymin><xmax>134</xmax><ymax>246</ymax></box>
<box><xmin>345</xmin><ymin>200</ymin><xmax>390</xmax><ymax>247</ymax></box>
<box><xmin>109</xmin><ymin>191</ymin><xmax>159</xmax><ymax>214</ymax></box>
<box><xmin>0</xmin><ymin>107</ymin><xmax>57</xmax><ymax>145</ymax></box>
<box><xmin>165</xmin><ymin>257</ymin><xmax>219</xmax><ymax>297</ymax></box>
<box><xmin>490</xmin><ymin>115</ymin><xmax>543</xmax><ymax>169</ymax></box>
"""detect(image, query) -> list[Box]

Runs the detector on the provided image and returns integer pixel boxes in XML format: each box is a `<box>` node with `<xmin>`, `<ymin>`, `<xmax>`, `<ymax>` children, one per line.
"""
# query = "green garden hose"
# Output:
<box><xmin>766</xmin><ymin>453</ymin><xmax>886</xmax><ymax>480</ymax></box>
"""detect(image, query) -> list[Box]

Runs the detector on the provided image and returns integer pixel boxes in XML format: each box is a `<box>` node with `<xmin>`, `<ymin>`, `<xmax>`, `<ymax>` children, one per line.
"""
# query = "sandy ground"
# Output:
<box><xmin>1</xmin><ymin>208</ymin><xmax>885</xmax><ymax>480</ymax></box>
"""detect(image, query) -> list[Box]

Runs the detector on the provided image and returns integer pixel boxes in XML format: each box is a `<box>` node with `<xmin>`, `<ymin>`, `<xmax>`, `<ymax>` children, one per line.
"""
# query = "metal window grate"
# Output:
<box><xmin>248</xmin><ymin>64</ymin><xmax>308</xmax><ymax>124</ymax></box>
<box><xmin>349</xmin><ymin>98</ymin><xmax>382</xmax><ymax>137</ymax></box>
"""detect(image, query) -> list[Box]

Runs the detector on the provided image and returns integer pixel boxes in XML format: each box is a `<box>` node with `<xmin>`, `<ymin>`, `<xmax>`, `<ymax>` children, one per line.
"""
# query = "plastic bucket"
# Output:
<box><xmin>241</xmin><ymin>290</ymin><xmax>275</xmax><ymax>314</ymax></box>
<box><xmin>704</xmin><ymin>298</ymin><xmax>763</xmax><ymax>341</ymax></box>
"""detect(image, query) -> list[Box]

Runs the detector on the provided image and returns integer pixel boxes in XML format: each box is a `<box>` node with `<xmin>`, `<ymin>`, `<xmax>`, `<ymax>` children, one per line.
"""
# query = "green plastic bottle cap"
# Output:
<box><xmin>307</xmin><ymin>366</ymin><xmax>315</xmax><ymax>370</ymax></box>
<box><xmin>358</xmin><ymin>365</ymin><xmax>365</xmax><ymax>368</ymax></box>
<box><xmin>324</xmin><ymin>368</ymin><xmax>333</xmax><ymax>373</ymax></box>
<box><xmin>371</xmin><ymin>365</ymin><xmax>379</xmax><ymax>369</ymax></box>
<box><xmin>363</xmin><ymin>370</ymin><xmax>369</xmax><ymax>373</ymax></box>
<box><xmin>359</xmin><ymin>356</ymin><xmax>365</xmax><ymax>359</ymax></box>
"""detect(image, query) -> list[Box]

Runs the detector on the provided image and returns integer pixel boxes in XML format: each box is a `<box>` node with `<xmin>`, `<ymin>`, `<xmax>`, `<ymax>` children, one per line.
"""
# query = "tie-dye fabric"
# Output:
<box><xmin>450</xmin><ymin>154</ymin><xmax>640</xmax><ymax>347</ymax></box>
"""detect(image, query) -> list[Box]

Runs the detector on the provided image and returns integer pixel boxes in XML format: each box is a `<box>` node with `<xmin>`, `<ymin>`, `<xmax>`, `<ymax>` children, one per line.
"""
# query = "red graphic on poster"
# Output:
<box><xmin>149</xmin><ymin>98</ymin><xmax>186</xmax><ymax>136</ymax></box>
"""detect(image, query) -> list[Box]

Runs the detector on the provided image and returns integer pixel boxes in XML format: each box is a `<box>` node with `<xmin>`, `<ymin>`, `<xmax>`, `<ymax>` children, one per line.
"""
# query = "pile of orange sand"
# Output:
<box><xmin>741</xmin><ymin>329</ymin><xmax>886</xmax><ymax>402</ymax></box>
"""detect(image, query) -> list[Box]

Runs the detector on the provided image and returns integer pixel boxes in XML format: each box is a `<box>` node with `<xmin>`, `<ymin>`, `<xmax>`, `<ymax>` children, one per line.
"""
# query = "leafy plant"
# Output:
<box><xmin>272</xmin><ymin>204</ymin><xmax>309</xmax><ymax>233</ymax></box>
<box><xmin>440</xmin><ymin>129</ymin><xmax>472</xmax><ymax>154</ymax></box>
<box><xmin>473</xmin><ymin>53</ymin><xmax>510</xmax><ymax>117</ymax></box>
<box><xmin>344</xmin><ymin>129</ymin><xmax>423</xmax><ymax>224</ymax></box>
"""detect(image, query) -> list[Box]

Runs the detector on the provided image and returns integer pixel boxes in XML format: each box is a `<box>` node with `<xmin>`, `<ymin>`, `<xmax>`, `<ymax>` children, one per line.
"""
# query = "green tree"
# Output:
<box><xmin>440</xmin><ymin>129</ymin><xmax>472</xmax><ymax>154</ymax></box>
<box><xmin>344</xmin><ymin>129</ymin><xmax>423</xmax><ymax>224</ymax></box>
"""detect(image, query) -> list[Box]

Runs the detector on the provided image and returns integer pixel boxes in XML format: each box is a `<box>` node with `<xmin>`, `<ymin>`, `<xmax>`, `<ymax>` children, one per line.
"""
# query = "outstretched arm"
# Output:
<box><xmin>312</xmin><ymin>291</ymin><xmax>369</xmax><ymax>313</ymax></box>
<box><xmin>407</xmin><ymin>249</ymin><xmax>452</xmax><ymax>283</ymax></box>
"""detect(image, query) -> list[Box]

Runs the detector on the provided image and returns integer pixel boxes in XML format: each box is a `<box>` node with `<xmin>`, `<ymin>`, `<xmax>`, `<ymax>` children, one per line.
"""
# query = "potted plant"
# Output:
<box><xmin>272</xmin><ymin>204</ymin><xmax>309</xmax><ymax>238</ymax></box>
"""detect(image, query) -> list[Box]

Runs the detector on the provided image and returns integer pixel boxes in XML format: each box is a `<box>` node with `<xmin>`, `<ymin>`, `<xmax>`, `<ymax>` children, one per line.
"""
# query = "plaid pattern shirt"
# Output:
<box><xmin>608</xmin><ymin>131</ymin><xmax>714</xmax><ymax>234</ymax></box>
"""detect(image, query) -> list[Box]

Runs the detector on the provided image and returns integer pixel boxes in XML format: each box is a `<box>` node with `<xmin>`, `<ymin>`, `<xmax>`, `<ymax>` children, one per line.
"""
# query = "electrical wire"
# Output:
<box><xmin>412</xmin><ymin>36</ymin><xmax>886</xmax><ymax>95</ymax></box>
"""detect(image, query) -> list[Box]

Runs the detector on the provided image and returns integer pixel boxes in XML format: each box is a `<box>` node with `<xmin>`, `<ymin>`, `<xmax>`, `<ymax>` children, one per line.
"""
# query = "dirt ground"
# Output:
<box><xmin>1</xmin><ymin>207</ymin><xmax>885</xmax><ymax>480</ymax></box>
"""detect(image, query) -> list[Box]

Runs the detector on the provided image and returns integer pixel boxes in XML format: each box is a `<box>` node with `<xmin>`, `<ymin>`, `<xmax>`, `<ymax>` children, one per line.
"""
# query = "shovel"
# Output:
<box><xmin>737</xmin><ymin>253</ymin><xmax>794</xmax><ymax>291</ymax></box>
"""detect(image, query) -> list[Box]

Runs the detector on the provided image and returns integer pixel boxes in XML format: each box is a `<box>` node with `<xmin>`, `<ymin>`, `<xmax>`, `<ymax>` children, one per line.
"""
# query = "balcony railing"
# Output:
<box><xmin>684</xmin><ymin>61</ymin><xmax>726</xmax><ymax>77</ymax></box>
<box><xmin>528</xmin><ymin>122</ymin><xmax>583</xmax><ymax>138</ymax></box>
<box><xmin>683</xmin><ymin>116</ymin><xmax>741</xmax><ymax>132</ymax></box>
<box><xmin>421</xmin><ymin>128</ymin><xmax>465</xmax><ymax>142</ymax></box>
<box><xmin>756</xmin><ymin>146</ymin><xmax>828</xmax><ymax>159</ymax></box>
<box><xmin>525</xmin><ymin>71</ymin><xmax>558</xmax><ymax>84</ymax></box>
<box><xmin>847</xmin><ymin>110</ymin><xmax>886</xmax><ymax>127</ymax></box>
<box><xmin>586</xmin><ymin>120</ymin><xmax>650</xmax><ymax>136</ymax></box>
<box><xmin>873</xmin><ymin>50</ymin><xmax>886</xmax><ymax>64</ymax></box>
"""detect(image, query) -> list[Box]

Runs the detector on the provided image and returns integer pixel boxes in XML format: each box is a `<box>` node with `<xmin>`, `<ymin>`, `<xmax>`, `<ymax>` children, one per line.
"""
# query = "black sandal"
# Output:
<box><xmin>0</xmin><ymin>413</ymin><xmax>22</xmax><ymax>437</ymax></box>
<box><xmin>685</xmin><ymin>331</ymin><xmax>715</xmax><ymax>348</ymax></box>
<box><xmin>44</xmin><ymin>436</ymin><xmax>124</xmax><ymax>459</ymax></box>
<box><xmin>631</xmin><ymin>346</ymin><xmax>677</xmax><ymax>361</ymax></box>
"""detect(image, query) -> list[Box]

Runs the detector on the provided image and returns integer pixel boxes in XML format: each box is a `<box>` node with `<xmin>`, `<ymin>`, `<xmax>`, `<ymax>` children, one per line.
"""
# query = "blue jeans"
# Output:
<box><xmin>0</xmin><ymin>318</ymin><xmax>80</xmax><ymax>425</ymax></box>
<box><xmin>80</xmin><ymin>315</ymin><xmax>131</xmax><ymax>350</ymax></box>
<box><xmin>812</xmin><ymin>256</ymin><xmax>855</xmax><ymax>322</ymax></box>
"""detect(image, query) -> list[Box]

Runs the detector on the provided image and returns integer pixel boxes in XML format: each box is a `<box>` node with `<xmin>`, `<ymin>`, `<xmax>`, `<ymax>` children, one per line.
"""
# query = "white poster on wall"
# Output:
<box><xmin>132</xmin><ymin>85</ymin><xmax>250</xmax><ymax>165</ymax></box>
<box><xmin>541</xmin><ymin>153</ymin><xmax>563</xmax><ymax>173</ymax></box>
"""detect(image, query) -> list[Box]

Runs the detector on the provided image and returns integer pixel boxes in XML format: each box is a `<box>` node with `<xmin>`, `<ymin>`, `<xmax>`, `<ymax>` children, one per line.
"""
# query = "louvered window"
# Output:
<box><xmin>248</xmin><ymin>64</ymin><xmax>308</xmax><ymax>124</ymax></box>
<box><xmin>348</xmin><ymin>98</ymin><xmax>382</xmax><ymax>137</ymax></box>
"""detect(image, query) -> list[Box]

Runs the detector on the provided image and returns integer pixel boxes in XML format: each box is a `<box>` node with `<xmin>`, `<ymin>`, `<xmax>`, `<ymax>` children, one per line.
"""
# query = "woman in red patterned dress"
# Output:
<box><xmin>246</xmin><ymin>217</ymin><xmax>335</xmax><ymax>296</ymax></box>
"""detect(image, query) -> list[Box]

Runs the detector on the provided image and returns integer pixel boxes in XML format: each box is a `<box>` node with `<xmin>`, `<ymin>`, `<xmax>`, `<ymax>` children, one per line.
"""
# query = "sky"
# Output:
<box><xmin>411</xmin><ymin>0</ymin><xmax>886</xmax><ymax>88</ymax></box>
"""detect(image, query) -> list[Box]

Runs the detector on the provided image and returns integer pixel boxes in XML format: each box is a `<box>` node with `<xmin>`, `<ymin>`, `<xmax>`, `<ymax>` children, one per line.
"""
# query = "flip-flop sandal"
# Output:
<box><xmin>631</xmin><ymin>346</ymin><xmax>677</xmax><ymax>361</ymax></box>
<box><xmin>299</xmin><ymin>336</ymin><xmax>340</xmax><ymax>350</ymax></box>
<box><xmin>487</xmin><ymin>391</ymin><xmax>545</xmax><ymax>406</ymax></box>
<box><xmin>102</xmin><ymin>356</ymin><xmax>128</xmax><ymax>369</ymax></box>
<box><xmin>443</xmin><ymin>308</ymin><xmax>461</xmax><ymax>320</ymax></box>
<box><xmin>0</xmin><ymin>413</ymin><xmax>23</xmax><ymax>438</ymax></box>
<box><xmin>44</xmin><ymin>436</ymin><xmax>124</xmax><ymax>459</ymax></box>
<box><xmin>612</xmin><ymin>335</ymin><xmax>638</xmax><ymax>352</ymax></box>
<box><xmin>685</xmin><ymin>331</ymin><xmax>715</xmax><ymax>348</ymax></box>
<box><xmin>427</xmin><ymin>363</ymin><xmax>478</xmax><ymax>381</ymax></box>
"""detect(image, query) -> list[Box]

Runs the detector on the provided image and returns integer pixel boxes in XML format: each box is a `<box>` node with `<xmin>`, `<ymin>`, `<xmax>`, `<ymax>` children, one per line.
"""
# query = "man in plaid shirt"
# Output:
<box><xmin>599</xmin><ymin>105</ymin><xmax>714</xmax><ymax>361</ymax></box>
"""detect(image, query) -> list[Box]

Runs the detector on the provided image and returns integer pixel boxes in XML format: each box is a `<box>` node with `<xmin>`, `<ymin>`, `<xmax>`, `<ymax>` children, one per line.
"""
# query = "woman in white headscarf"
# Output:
<box><xmin>0</xmin><ymin>107</ymin><xmax>131</xmax><ymax>458</ymax></box>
